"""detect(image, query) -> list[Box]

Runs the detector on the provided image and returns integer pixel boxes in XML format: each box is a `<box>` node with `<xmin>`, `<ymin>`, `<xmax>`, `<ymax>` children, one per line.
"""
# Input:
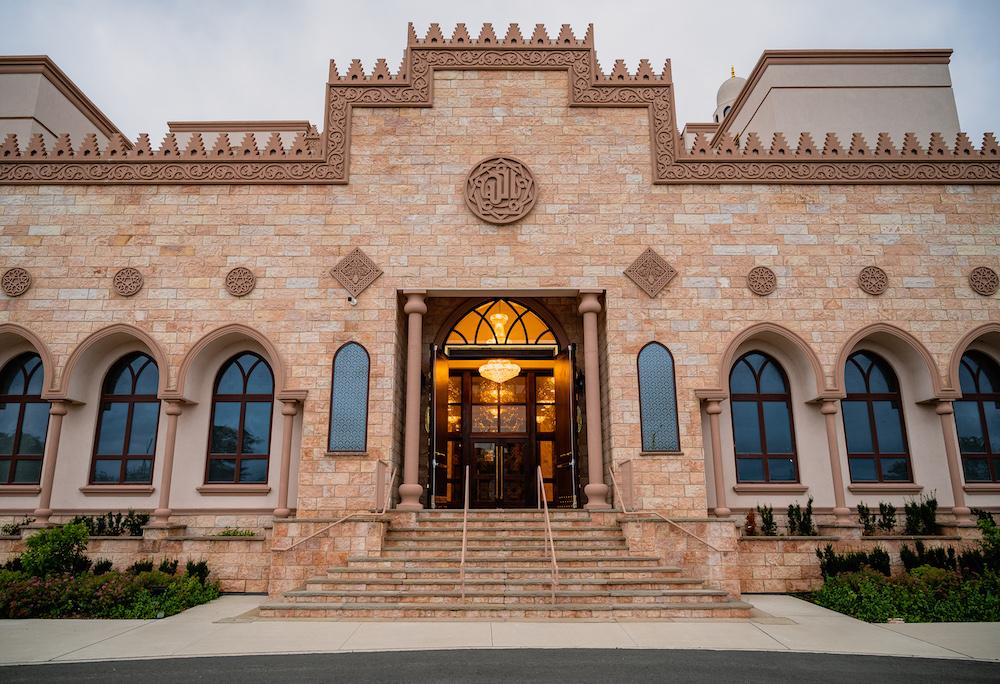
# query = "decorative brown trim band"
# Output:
<box><xmin>847</xmin><ymin>483</ymin><xmax>925</xmax><ymax>493</ymax></box>
<box><xmin>195</xmin><ymin>484</ymin><xmax>272</xmax><ymax>495</ymax></box>
<box><xmin>79</xmin><ymin>485</ymin><xmax>155</xmax><ymax>496</ymax></box>
<box><xmin>963</xmin><ymin>484</ymin><xmax>1000</xmax><ymax>493</ymax></box>
<box><xmin>732</xmin><ymin>484</ymin><xmax>809</xmax><ymax>494</ymax></box>
<box><xmin>168</xmin><ymin>120</ymin><xmax>312</xmax><ymax>133</ymax></box>
<box><xmin>0</xmin><ymin>485</ymin><xmax>41</xmax><ymax>495</ymax></box>
<box><xmin>0</xmin><ymin>25</ymin><xmax>997</xmax><ymax>185</ymax></box>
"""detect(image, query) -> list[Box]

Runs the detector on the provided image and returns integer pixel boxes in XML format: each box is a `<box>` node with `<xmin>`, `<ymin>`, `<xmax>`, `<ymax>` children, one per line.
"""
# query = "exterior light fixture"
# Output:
<box><xmin>478</xmin><ymin>358</ymin><xmax>521</xmax><ymax>384</ymax></box>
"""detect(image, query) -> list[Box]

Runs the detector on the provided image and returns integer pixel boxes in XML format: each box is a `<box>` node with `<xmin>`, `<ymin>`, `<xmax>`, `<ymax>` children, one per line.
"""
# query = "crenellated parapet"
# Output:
<box><xmin>0</xmin><ymin>21</ymin><xmax>997</xmax><ymax>185</ymax></box>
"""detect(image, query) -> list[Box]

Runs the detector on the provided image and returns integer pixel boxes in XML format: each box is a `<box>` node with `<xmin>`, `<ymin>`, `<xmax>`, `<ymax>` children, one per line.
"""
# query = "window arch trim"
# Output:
<box><xmin>328</xmin><ymin>342</ymin><xmax>371</xmax><ymax>453</ymax></box>
<box><xmin>637</xmin><ymin>341</ymin><xmax>681</xmax><ymax>453</ymax></box>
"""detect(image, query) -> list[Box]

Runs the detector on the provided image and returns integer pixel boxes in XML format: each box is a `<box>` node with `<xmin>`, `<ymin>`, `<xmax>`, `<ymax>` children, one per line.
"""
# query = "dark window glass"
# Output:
<box><xmin>956</xmin><ymin>351</ymin><xmax>1000</xmax><ymax>482</ymax></box>
<box><xmin>0</xmin><ymin>353</ymin><xmax>49</xmax><ymax>484</ymax></box>
<box><xmin>842</xmin><ymin>351</ymin><xmax>912</xmax><ymax>483</ymax></box>
<box><xmin>89</xmin><ymin>353</ymin><xmax>160</xmax><ymax>485</ymax></box>
<box><xmin>729</xmin><ymin>351</ymin><xmax>798</xmax><ymax>482</ymax></box>
<box><xmin>206</xmin><ymin>352</ymin><xmax>273</xmax><ymax>484</ymax></box>
<box><xmin>637</xmin><ymin>343</ymin><xmax>680</xmax><ymax>452</ymax></box>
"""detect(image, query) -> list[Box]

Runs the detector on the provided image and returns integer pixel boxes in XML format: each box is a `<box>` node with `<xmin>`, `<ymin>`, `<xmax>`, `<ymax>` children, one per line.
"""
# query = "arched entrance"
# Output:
<box><xmin>429</xmin><ymin>298</ymin><xmax>580</xmax><ymax>509</ymax></box>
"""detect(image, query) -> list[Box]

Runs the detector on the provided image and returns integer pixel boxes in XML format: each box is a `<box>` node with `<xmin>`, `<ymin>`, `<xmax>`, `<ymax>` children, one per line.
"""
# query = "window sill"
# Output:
<box><xmin>196</xmin><ymin>484</ymin><xmax>271</xmax><ymax>495</ymax></box>
<box><xmin>79</xmin><ymin>485</ymin><xmax>154</xmax><ymax>496</ymax></box>
<box><xmin>325</xmin><ymin>451</ymin><xmax>369</xmax><ymax>458</ymax></box>
<box><xmin>848</xmin><ymin>483</ymin><xmax>923</xmax><ymax>493</ymax></box>
<box><xmin>963</xmin><ymin>484</ymin><xmax>1000</xmax><ymax>493</ymax></box>
<box><xmin>0</xmin><ymin>485</ymin><xmax>41</xmax><ymax>495</ymax></box>
<box><xmin>732</xmin><ymin>484</ymin><xmax>808</xmax><ymax>494</ymax></box>
<box><xmin>639</xmin><ymin>451</ymin><xmax>684</xmax><ymax>457</ymax></box>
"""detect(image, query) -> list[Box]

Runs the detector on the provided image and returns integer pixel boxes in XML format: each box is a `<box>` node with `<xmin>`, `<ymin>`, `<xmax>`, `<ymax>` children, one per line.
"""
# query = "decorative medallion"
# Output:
<box><xmin>465</xmin><ymin>155</ymin><xmax>537</xmax><ymax>225</ymax></box>
<box><xmin>330</xmin><ymin>248</ymin><xmax>383</xmax><ymax>298</ymax></box>
<box><xmin>858</xmin><ymin>266</ymin><xmax>889</xmax><ymax>296</ymax></box>
<box><xmin>969</xmin><ymin>266</ymin><xmax>1000</xmax><ymax>296</ymax></box>
<box><xmin>225</xmin><ymin>267</ymin><xmax>256</xmax><ymax>297</ymax></box>
<box><xmin>624</xmin><ymin>248</ymin><xmax>677</xmax><ymax>298</ymax></box>
<box><xmin>747</xmin><ymin>266</ymin><xmax>777</xmax><ymax>296</ymax></box>
<box><xmin>1</xmin><ymin>267</ymin><xmax>31</xmax><ymax>297</ymax></box>
<box><xmin>112</xmin><ymin>267</ymin><xmax>143</xmax><ymax>297</ymax></box>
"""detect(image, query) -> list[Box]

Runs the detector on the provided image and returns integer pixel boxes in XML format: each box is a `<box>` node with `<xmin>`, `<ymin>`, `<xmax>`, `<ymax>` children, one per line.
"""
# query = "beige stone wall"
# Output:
<box><xmin>0</xmin><ymin>69</ymin><xmax>998</xmax><ymax>525</ymax></box>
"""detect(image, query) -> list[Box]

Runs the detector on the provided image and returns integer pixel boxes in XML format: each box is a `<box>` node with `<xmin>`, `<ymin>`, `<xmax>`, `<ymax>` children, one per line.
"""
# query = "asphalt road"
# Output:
<box><xmin>3</xmin><ymin>649</ymin><xmax>999</xmax><ymax>683</ymax></box>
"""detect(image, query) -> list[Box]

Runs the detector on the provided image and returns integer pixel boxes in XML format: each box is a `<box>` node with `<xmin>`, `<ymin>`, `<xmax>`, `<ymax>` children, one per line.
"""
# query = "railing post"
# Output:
<box><xmin>460</xmin><ymin>465</ymin><xmax>470</xmax><ymax>600</ymax></box>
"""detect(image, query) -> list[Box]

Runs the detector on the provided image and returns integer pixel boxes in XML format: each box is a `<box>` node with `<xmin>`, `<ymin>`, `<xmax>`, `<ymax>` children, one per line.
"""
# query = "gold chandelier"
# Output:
<box><xmin>478</xmin><ymin>358</ymin><xmax>521</xmax><ymax>384</ymax></box>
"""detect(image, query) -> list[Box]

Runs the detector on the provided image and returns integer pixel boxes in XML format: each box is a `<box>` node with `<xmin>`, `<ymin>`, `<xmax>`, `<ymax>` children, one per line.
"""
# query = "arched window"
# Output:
<box><xmin>955</xmin><ymin>351</ymin><xmax>1000</xmax><ymax>482</ymax></box>
<box><xmin>841</xmin><ymin>350</ymin><xmax>911</xmax><ymax>482</ymax></box>
<box><xmin>206</xmin><ymin>352</ymin><xmax>273</xmax><ymax>484</ymax></box>
<box><xmin>637</xmin><ymin>342</ymin><xmax>680</xmax><ymax>452</ymax></box>
<box><xmin>0</xmin><ymin>352</ymin><xmax>48</xmax><ymax>484</ymax></box>
<box><xmin>729</xmin><ymin>351</ymin><xmax>797</xmax><ymax>482</ymax></box>
<box><xmin>91</xmin><ymin>352</ymin><xmax>160</xmax><ymax>484</ymax></box>
<box><xmin>328</xmin><ymin>342</ymin><xmax>370</xmax><ymax>452</ymax></box>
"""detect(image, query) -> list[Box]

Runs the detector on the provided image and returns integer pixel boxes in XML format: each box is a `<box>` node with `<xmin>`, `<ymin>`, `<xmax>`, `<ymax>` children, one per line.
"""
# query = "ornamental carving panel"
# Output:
<box><xmin>969</xmin><ymin>266</ymin><xmax>1000</xmax><ymax>296</ymax></box>
<box><xmin>747</xmin><ymin>266</ymin><xmax>777</xmax><ymax>296</ymax></box>
<box><xmin>225</xmin><ymin>267</ymin><xmax>256</xmax><ymax>297</ymax></box>
<box><xmin>858</xmin><ymin>266</ymin><xmax>888</xmax><ymax>296</ymax></box>
<box><xmin>1</xmin><ymin>267</ymin><xmax>31</xmax><ymax>297</ymax></box>
<box><xmin>112</xmin><ymin>267</ymin><xmax>144</xmax><ymax>297</ymax></box>
<box><xmin>624</xmin><ymin>248</ymin><xmax>677</xmax><ymax>298</ymax></box>
<box><xmin>465</xmin><ymin>156</ymin><xmax>537</xmax><ymax>225</ymax></box>
<box><xmin>330</xmin><ymin>248</ymin><xmax>383</xmax><ymax>298</ymax></box>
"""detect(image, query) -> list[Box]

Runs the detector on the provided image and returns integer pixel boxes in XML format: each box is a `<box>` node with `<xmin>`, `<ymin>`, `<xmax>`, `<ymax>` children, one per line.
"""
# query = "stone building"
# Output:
<box><xmin>0</xmin><ymin>23</ymin><xmax>997</xmax><ymax>617</ymax></box>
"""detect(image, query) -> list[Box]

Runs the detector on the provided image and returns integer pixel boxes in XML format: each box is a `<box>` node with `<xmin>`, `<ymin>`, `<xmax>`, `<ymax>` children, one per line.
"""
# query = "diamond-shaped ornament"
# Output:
<box><xmin>330</xmin><ymin>248</ymin><xmax>383</xmax><ymax>298</ymax></box>
<box><xmin>624</xmin><ymin>248</ymin><xmax>677</xmax><ymax>298</ymax></box>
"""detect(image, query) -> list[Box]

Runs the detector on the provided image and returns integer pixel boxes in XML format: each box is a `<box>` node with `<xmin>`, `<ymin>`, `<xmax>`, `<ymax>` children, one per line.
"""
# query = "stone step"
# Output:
<box><xmin>406</xmin><ymin>520</ymin><xmax>603</xmax><ymax>530</ymax></box>
<box><xmin>326</xmin><ymin>565</ymin><xmax>684</xmax><ymax>579</ymax></box>
<box><xmin>344</xmin><ymin>555</ymin><xmax>662</xmax><ymax>569</ymax></box>
<box><xmin>379</xmin><ymin>547</ymin><xmax>630</xmax><ymax>559</ymax></box>
<box><xmin>385</xmin><ymin>528</ymin><xmax>625</xmax><ymax>540</ymax></box>
<box><xmin>303</xmin><ymin>577</ymin><xmax>705</xmax><ymax>592</ymax></box>
<box><xmin>417</xmin><ymin>511</ymin><xmax>592</xmax><ymax>521</ymax></box>
<box><xmin>280</xmin><ymin>588</ymin><xmax>729</xmax><ymax>605</ymax></box>
<box><xmin>256</xmin><ymin>601</ymin><xmax>753</xmax><ymax>620</ymax></box>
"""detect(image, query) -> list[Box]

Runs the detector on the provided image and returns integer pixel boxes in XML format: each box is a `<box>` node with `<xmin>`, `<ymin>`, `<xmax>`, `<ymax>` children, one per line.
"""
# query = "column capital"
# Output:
<box><xmin>934</xmin><ymin>400</ymin><xmax>954</xmax><ymax>416</ymax></box>
<box><xmin>820</xmin><ymin>399</ymin><xmax>839</xmax><ymax>415</ymax></box>
<box><xmin>403</xmin><ymin>290</ymin><xmax>427</xmax><ymax>315</ymax></box>
<box><xmin>48</xmin><ymin>401</ymin><xmax>69</xmax><ymax>417</ymax></box>
<box><xmin>578</xmin><ymin>290</ymin><xmax>602</xmax><ymax>315</ymax></box>
<box><xmin>165</xmin><ymin>401</ymin><xmax>185</xmax><ymax>416</ymax></box>
<box><xmin>705</xmin><ymin>400</ymin><xmax>722</xmax><ymax>415</ymax></box>
<box><xmin>280</xmin><ymin>400</ymin><xmax>300</xmax><ymax>416</ymax></box>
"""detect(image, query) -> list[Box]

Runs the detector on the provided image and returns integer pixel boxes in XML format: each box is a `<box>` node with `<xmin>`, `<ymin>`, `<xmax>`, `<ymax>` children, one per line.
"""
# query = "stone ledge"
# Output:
<box><xmin>324</xmin><ymin>451</ymin><xmax>371</xmax><ymax>458</ymax></box>
<box><xmin>0</xmin><ymin>485</ymin><xmax>41</xmax><ymax>495</ymax></box>
<box><xmin>847</xmin><ymin>483</ymin><xmax>924</xmax><ymax>493</ymax></box>
<box><xmin>196</xmin><ymin>485</ymin><xmax>271</xmax><ymax>495</ymax></box>
<box><xmin>164</xmin><ymin>535</ymin><xmax>267</xmax><ymax>542</ymax></box>
<box><xmin>963</xmin><ymin>484</ymin><xmax>1000</xmax><ymax>493</ymax></box>
<box><xmin>859</xmin><ymin>535</ymin><xmax>963</xmax><ymax>541</ymax></box>
<box><xmin>79</xmin><ymin>485</ymin><xmax>154</xmax><ymax>496</ymax></box>
<box><xmin>732</xmin><ymin>484</ymin><xmax>808</xmax><ymax>494</ymax></box>
<box><xmin>739</xmin><ymin>535</ymin><xmax>839</xmax><ymax>542</ymax></box>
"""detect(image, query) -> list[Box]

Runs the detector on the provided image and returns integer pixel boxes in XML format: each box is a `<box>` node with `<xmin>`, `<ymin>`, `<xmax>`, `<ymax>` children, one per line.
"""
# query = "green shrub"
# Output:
<box><xmin>743</xmin><ymin>509</ymin><xmax>757</xmax><ymax>536</ymax></box>
<box><xmin>185</xmin><ymin>560</ymin><xmax>210</xmax><ymax>585</ymax></box>
<box><xmin>857</xmin><ymin>503</ymin><xmax>876</xmax><ymax>536</ymax></box>
<box><xmin>903</xmin><ymin>494</ymin><xmax>938</xmax><ymax>536</ymax></box>
<box><xmin>69</xmin><ymin>510</ymin><xmax>149</xmax><ymax>537</ymax></box>
<box><xmin>158</xmin><ymin>559</ymin><xmax>178</xmax><ymax>575</ymax></box>
<box><xmin>786</xmin><ymin>497</ymin><xmax>817</xmax><ymax>536</ymax></box>
<box><xmin>756</xmin><ymin>505</ymin><xmax>777</xmax><ymax>536</ymax></box>
<box><xmin>127</xmin><ymin>559</ymin><xmax>154</xmax><ymax>575</ymax></box>
<box><xmin>92</xmin><ymin>559</ymin><xmax>113</xmax><ymax>576</ymax></box>
<box><xmin>216</xmin><ymin>527</ymin><xmax>256</xmax><ymax>537</ymax></box>
<box><xmin>2</xmin><ymin>556</ymin><xmax>22</xmax><ymax>572</ymax></box>
<box><xmin>816</xmin><ymin>544</ymin><xmax>890</xmax><ymax>578</ymax></box>
<box><xmin>877</xmin><ymin>502</ymin><xmax>897</xmax><ymax>534</ymax></box>
<box><xmin>0</xmin><ymin>516</ymin><xmax>35</xmax><ymax>536</ymax></box>
<box><xmin>899</xmin><ymin>540</ymin><xmax>957</xmax><ymax>572</ymax></box>
<box><xmin>21</xmin><ymin>523</ymin><xmax>90</xmax><ymax>577</ymax></box>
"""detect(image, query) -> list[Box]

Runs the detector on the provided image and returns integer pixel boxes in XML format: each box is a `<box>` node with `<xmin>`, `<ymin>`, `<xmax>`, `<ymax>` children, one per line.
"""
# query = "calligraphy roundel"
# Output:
<box><xmin>465</xmin><ymin>155</ymin><xmax>537</xmax><ymax>225</ymax></box>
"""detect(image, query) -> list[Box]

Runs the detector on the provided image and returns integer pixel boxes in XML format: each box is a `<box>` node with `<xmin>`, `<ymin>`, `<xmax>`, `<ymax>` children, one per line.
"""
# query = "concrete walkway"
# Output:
<box><xmin>0</xmin><ymin>594</ymin><xmax>997</xmax><ymax>665</ymax></box>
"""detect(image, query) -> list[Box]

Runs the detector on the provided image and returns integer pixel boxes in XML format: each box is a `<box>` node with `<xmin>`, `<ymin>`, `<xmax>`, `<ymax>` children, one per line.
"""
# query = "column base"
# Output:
<box><xmin>272</xmin><ymin>507</ymin><xmax>291</xmax><ymax>519</ymax></box>
<box><xmin>397</xmin><ymin>483</ymin><xmax>424</xmax><ymax>511</ymax></box>
<box><xmin>832</xmin><ymin>506</ymin><xmax>853</xmax><ymax>522</ymax></box>
<box><xmin>952</xmin><ymin>505</ymin><xmax>973</xmax><ymax>523</ymax></box>
<box><xmin>32</xmin><ymin>508</ymin><xmax>53</xmax><ymax>525</ymax></box>
<box><xmin>713</xmin><ymin>507</ymin><xmax>732</xmax><ymax>518</ymax></box>
<box><xmin>583</xmin><ymin>483</ymin><xmax>610</xmax><ymax>510</ymax></box>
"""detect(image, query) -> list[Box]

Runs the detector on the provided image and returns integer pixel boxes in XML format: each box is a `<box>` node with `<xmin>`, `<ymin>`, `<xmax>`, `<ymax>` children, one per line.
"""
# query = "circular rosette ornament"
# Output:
<box><xmin>1</xmin><ymin>267</ymin><xmax>31</xmax><ymax>297</ymax></box>
<box><xmin>465</xmin><ymin>155</ymin><xmax>537</xmax><ymax>225</ymax></box>
<box><xmin>858</xmin><ymin>266</ymin><xmax>888</xmax><ymax>296</ymax></box>
<box><xmin>225</xmin><ymin>267</ymin><xmax>256</xmax><ymax>297</ymax></box>
<box><xmin>746</xmin><ymin>266</ymin><xmax>777</xmax><ymax>296</ymax></box>
<box><xmin>113</xmin><ymin>267</ymin><xmax>144</xmax><ymax>297</ymax></box>
<box><xmin>969</xmin><ymin>267</ymin><xmax>999</xmax><ymax>297</ymax></box>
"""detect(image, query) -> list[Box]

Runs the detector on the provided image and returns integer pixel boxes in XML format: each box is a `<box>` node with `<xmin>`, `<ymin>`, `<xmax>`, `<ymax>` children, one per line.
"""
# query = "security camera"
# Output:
<box><xmin>347</xmin><ymin>295</ymin><xmax>358</xmax><ymax>306</ymax></box>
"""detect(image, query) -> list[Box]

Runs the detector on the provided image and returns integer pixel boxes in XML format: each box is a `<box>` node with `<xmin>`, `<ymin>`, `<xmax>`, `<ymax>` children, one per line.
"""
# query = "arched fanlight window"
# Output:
<box><xmin>841</xmin><ymin>350</ymin><xmax>911</xmax><ymax>482</ymax></box>
<box><xmin>91</xmin><ymin>352</ymin><xmax>160</xmax><ymax>484</ymax></box>
<box><xmin>447</xmin><ymin>299</ymin><xmax>556</xmax><ymax>346</ymax></box>
<box><xmin>955</xmin><ymin>350</ymin><xmax>1000</xmax><ymax>482</ymax></box>
<box><xmin>0</xmin><ymin>352</ymin><xmax>49</xmax><ymax>484</ymax></box>
<box><xmin>729</xmin><ymin>351</ymin><xmax>798</xmax><ymax>482</ymax></box>
<box><xmin>328</xmin><ymin>342</ymin><xmax>370</xmax><ymax>452</ymax></box>
<box><xmin>206</xmin><ymin>352</ymin><xmax>273</xmax><ymax>484</ymax></box>
<box><xmin>637</xmin><ymin>342</ymin><xmax>680</xmax><ymax>452</ymax></box>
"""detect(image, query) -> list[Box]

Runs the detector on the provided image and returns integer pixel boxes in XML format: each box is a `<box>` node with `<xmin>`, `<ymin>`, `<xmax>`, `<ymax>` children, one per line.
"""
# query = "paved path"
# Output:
<box><xmin>0</xmin><ymin>594</ymin><xmax>997</xmax><ymax>666</ymax></box>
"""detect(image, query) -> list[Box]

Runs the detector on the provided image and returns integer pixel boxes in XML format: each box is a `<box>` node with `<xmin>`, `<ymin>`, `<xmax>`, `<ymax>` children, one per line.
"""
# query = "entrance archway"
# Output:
<box><xmin>429</xmin><ymin>298</ymin><xmax>580</xmax><ymax>509</ymax></box>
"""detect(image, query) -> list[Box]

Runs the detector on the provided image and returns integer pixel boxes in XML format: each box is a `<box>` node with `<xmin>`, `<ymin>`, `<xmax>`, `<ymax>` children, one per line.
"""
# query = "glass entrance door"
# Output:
<box><xmin>472</xmin><ymin>440</ymin><xmax>529</xmax><ymax>507</ymax></box>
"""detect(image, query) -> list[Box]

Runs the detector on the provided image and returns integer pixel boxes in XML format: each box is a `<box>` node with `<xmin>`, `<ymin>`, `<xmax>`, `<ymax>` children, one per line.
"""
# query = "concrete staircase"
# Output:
<box><xmin>258</xmin><ymin>510</ymin><xmax>751</xmax><ymax>619</ymax></box>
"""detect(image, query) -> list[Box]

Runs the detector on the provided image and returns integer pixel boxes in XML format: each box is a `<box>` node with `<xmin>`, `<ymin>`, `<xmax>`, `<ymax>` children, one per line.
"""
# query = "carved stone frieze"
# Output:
<box><xmin>747</xmin><ymin>266</ymin><xmax>777</xmax><ymax>296</ymax></box>
<box><xmin>969</xmin><ymin>266</ymin><xmax>1000</xmax><ymax>296</ymax></box>
<box><xmin>0</xmin><ymin>22</ymin><xmax>997</xmax><ymax>185</ymax></box>
<box><xmin>330</xmin><ymin>248</ymin><xmax>383</xmax><ymax>298</ymax></box>
<box><xmin>624</xmin><ymin>248</ymin><xmax>677</xmax><ymax>298</ymax></box>
<box><xmin>225</xmin><ymin>267</ymin><xmax>256</xmax><ymax>297</ymax></box>
<box><xmin>1</xmin><ymin>267</ymin><xmax>30</xmax><ymax>297</ymax></box>
<box><xmin>465</xmin><ymin>156</ymin><xmax>537</xmax><ymax>224</ymax></box>
<box><xmin>858</xmin><ymin>266</ymin><xmax>888</xmax><ymax>296</ymax></box>
<box><xmin>112</xmin><ymin>267</ymin><xmax>144</xmax><ymax>297</ymax></box>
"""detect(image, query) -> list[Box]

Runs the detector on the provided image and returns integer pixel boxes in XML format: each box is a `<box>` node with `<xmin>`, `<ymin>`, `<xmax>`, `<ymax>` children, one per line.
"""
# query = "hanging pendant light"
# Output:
<box><xmin>478</xmin><ymin>358</ymin><xmax>521</xmax><ymax>384</ymax></box>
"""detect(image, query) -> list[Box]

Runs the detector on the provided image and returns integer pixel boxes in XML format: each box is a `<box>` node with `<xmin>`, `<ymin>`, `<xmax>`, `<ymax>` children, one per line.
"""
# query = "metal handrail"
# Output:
<box><xmin>537</xmin><ymin>465</ymin><xmax>559</xmax><ymax>602</ymax></box>
<box><xmin>378</xmin><ymin>465</ymin><xmax>396</xmax><ymax>515</ymax></box>
<box><xmin>609</xmin><ymin>468</ymin><xmax>722</xmax><ymax>553</ymax></box>
<box><xmin>459</xmin><ymin>465</ymin><xmax>470</xmax><ymax>600</ymax></box>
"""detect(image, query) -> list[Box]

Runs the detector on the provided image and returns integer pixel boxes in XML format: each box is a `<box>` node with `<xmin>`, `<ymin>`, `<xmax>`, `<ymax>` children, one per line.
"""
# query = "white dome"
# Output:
<box><xmin>716</xmin><ymin>75</ymin><xmax>746</xmax><ymax>108</ymax></box>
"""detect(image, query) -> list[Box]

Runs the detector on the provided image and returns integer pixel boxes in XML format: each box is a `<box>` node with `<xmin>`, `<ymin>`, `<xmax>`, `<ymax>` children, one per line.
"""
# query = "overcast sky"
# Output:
<box><xmin>3</xmin><ymin>0</ymin><xmax>998</xmax><ymax>142</ymax></box>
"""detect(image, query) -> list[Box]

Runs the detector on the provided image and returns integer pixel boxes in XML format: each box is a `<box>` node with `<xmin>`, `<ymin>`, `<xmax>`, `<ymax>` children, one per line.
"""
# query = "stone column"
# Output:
<box><xmin>273</xmin><ymin>398</ymin><xmax>301</xmax><ymax>518</ymax></box>
<box><xmin>705</xmin><ymin>399</ymin><xmax>731</xmax><ymax>518</ymax></box>
<box><xmin>820</xmin><ymin>399</ymin><xmax>852</xmax><ymax>522</ymax></box>
<box><xmin>578</xmin><ymin>291</ymin><xmax>609</xmax><ymax>510</ymax></box>
<box><xmin>33</xmin><ymin>400</ymin><xmax>68</xmax><ymax>524</ymax></box>
<box><xmin>152</xmin><ymin>400</ymin><xmax>184</xmax><ymax>525</ymax></box>
<box><xmin>398</xmin><ymin>290</ymin><xmax>427</xmax><ymax>511</ymax></box>
<box><xmin>936</xmin><ymin>401</ymin><xmax>972</xmax><ymax>522</ymax></box>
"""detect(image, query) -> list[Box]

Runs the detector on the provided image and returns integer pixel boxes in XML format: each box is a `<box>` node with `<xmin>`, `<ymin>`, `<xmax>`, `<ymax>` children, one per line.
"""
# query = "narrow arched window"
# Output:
<box><xmin>955</xmin><ymin>351</ymin><xmax>1000</xmax><ymax>482</ymax></box>
<box><xmin>637</xmin><ymin>342</ymin><xmax>680</xmax><ymax>452</ymax></box>
<box><xmin>91</xmin><ymin>352</ymin><xmax>160</xmax><ymax>484</ymax></box>
<box><xmin>328</xmin><ymin>342</ymin><xmax>370</xmax><ymax>452</ymax></box>
<box><xmin>207</xmin><ymin>352</ymin><xmax>273</xmax><ymax>484</ymax></box>
<box><xmin>0</xmin><ymin>352</ymin><xmax>49</xmax><ymax>484</ymax></box>
<box><xmin>729</xmin><ymin>352</ymin><xmax>798</xmax><ymax>482</ymax></box>
<box><xmin>842</xmin><ymin>350</ymin><xmax>911</xmax><ymax>482</ymax></box>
